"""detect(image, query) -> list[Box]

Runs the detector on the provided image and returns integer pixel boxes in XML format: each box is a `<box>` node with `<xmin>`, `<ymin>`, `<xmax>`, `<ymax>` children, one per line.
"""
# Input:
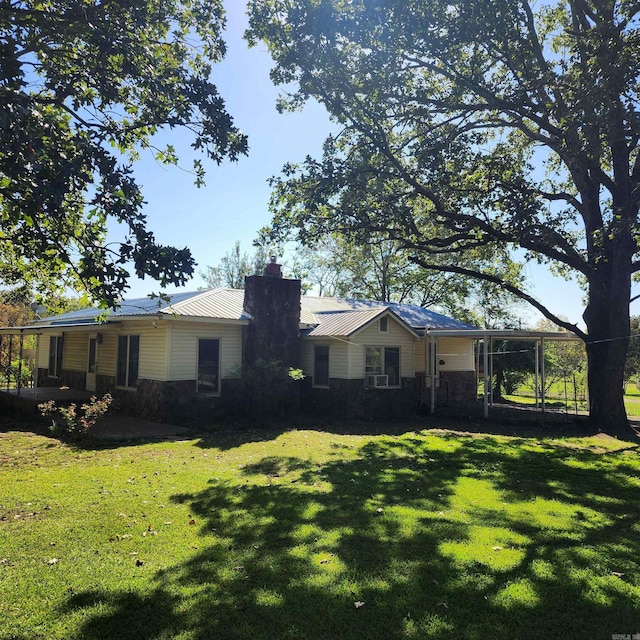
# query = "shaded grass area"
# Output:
<box><xmin>1</xmin><ymin>426</ymin><xmax>640</xmax><ymax>639</ymax></box>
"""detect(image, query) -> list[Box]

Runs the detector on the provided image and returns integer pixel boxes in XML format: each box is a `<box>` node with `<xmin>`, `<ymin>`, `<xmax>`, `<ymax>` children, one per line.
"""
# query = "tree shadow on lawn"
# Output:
<box><xmin>61</xmin><ymin>434</ymin><xmax>640</xmax><ymax>640</ymax></box>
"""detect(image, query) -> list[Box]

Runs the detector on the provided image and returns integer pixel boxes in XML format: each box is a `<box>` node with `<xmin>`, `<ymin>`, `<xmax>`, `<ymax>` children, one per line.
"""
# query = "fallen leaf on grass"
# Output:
<box><xmin>437</xmin><ymin>602</ymin><xmax>448</xmax><ymax>609</ymax></box>
<box><xmin>189</xmin><ymin>519</ymin><xmax>196</xmax><ymax>526</ymax></box>
<box><xmin>135</xmin><ymin>559</ymin><xmax>144</xmax><ymax>567</ymax></box>
<box><xmin>492</xmin><ymin>546</ymin><xmax>503</xmax><ymax>551</ymax></box>
<box><xmin>47</xmin><ymin>558</ymin><xmax>59</xmax><ymax>565</ymax></box>
<box><xmin>612</xmin><ymin>571</ymin><xmax>625</xmax><ymax>577</ymax></box>
<box><xmin>354</xmin><ymin>601</ymin><xmax>365</xmax><ymax>609</ymax></box>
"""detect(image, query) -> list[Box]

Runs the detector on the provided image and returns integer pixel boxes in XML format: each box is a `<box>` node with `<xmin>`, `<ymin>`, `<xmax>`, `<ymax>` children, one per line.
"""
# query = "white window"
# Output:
<box><xmin>197</xmin><ymin>339</ymin><xmax>220</xmax><ymax>394</ymax></box>
<box><xmin>365</xmin><ymin>346</ymin><xmax>400</xmax><ymax>387</ymax></box>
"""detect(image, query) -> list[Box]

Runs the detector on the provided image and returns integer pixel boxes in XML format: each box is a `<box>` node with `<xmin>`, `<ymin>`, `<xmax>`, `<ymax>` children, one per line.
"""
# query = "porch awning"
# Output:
<box><xmin>0</xmin><ymin>320</ymin><xmax>119</xmax><ymax>336</ymax></box>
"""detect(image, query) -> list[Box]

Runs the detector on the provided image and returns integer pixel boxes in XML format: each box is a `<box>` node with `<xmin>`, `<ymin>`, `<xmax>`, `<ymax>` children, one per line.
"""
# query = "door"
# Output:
<box><xmin>86</xmin><ymin>336</ymin><xmax>98</xmax><ymax>391</ymax></box>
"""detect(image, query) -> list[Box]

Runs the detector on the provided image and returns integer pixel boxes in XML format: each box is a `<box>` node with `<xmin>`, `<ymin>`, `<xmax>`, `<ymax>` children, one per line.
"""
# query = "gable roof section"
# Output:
<box><xmin>307</xmin><ymin>307</ymin><xmax>419</xmax><ymax>338</ymax></box>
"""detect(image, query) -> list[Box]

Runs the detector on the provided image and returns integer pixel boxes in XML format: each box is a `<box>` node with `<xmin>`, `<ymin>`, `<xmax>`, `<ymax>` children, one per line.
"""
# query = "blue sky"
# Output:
<box><xmin>117</xmin><ymin>1</ymin><xmax>628</xmax><ymax>330</ymax></box>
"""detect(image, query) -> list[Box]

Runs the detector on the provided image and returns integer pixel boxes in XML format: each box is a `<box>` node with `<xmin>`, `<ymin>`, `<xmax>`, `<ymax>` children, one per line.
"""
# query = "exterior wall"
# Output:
<box><xmin>301</xmin><ymin>338</ymin><xmax>350</xmax><ymax>384</ymax></box>
<box><xmin>302</xmin><ymin>377</ymin><xmax>417</xmax><ymax>420</ymax></box>
<box><xmin>36</xmin><ymin>321</ymin><xmax>169</xmax><ymax>383</ymax></box>
<box><xmin>37</xmin><ymin>336</ymin><xmax>50</xmax><ymax>369</ymax></box>
<box><xmin>415</xmin><ymin>336</ymin><xmax>474</xmax><ymax>373</ymax></box>
<box><xmin>97</xmin><ymin>332</ymin><xmax>118</xmax><ymax>377</ymax></box>
<box><xmin>60</xmin><ymin>369</ymin><xmax>85</xmax><ymax>390</ymax></box>
<box><xmin>438</xmin><ymin>337</ymin><xmax>475</xmax><ymax>372</ymax></box>
<box><xmin>62</xmin><ymin>333</ymin><xmax>87</xmax><ymax>371</ymax></box>
<box><xmin>348</xmin><ymin>317</ymin><xmax>416</xmax><ymax>379</ymax></box>
<box><xmin>106</xmin><ymin>320</ymin><xmax>168</xmax><ymax>381</ymax></box>
<box><xmin>167</xmin><ymin>320</ymin><xmax>243</xmax><ymax>382</ymax></box>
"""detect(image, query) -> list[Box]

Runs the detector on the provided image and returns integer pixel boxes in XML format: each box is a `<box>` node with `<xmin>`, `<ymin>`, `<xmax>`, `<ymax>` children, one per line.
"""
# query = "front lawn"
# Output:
<box><xmin>1</xmin><ymin>425</ymin><xmax>640</xmax><ymax>639</ymax></box>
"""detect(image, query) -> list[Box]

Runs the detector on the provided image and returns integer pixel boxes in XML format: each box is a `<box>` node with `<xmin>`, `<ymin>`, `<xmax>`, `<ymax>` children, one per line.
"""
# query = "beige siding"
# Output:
<box><xmin>438</xmin><ymin>337</ymin><xmax>475</xmax><ymax>371</ymax></box>
<box><xmin>349</xmin><ymin>316</ymin><xmax>416</xmax><ymax>379</ymax></box>
<box><xmin>105</xmin><ymin>320</ymin><xmax>168</xmax><ymax>381</ymax></box>
<box><xmin>168</xmin><ymin>320</ymin><xmax>243</xmax><ymax>381</ymax></box>
<box><xmin>301</xmin><ymin>339</ymin><xmax>350</xmax><ymax>381</ymax></box>
<box><xmin>37</xmin><ymin>335</ymin><xmax>51</xmax><ymax>368</ymax></box>
<box><xmin>62</xmin><ymin>333</ymin><xmax>87</xmax><ymax>371</ymax></box>
<box><xmin>97</xmin><ymin>331</ymin><xmax>118</xmax><ymax>377</ymax></box>
<box><xmin>415</xmin><ymin>336</ymin><xmax>475</xmax><ymax>373</ymax></box>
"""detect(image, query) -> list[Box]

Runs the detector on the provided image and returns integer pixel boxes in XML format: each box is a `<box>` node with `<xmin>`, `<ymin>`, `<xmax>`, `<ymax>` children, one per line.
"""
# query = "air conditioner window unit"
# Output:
<box><xmin>367</xmin><ymin>374</ymin><xmax>389</xmax><ymax>388</ymax></box>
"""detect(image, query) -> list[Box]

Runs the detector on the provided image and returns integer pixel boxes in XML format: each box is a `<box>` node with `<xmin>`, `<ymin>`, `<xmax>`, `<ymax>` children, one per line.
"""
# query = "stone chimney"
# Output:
<box><xmin>242</xmin><ymin>259</ymin><xmax>301</xmax><ymax>368</ymax></box>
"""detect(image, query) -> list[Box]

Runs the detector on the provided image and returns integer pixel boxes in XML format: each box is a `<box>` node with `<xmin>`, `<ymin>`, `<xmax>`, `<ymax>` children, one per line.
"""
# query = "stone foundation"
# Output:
<box><xmin>60</xmin><ymin>369</ymin><xmax>86</xmax><ymax>391</ymax></box>
<box><xmin>302</xmin><ymin>378</ymin><xmax>417</xmax><ymax>420</ymax></box>
<box><xmin>37</xmin><ymin>368</ymin><xmax>58</xmax><ymax>388</ymax></box>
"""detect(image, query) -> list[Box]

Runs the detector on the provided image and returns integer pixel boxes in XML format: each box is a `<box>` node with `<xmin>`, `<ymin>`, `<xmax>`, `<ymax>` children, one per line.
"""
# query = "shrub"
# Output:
<box><xmin>39</xmin><ymin>393</ymin><xmax>113</xmax><ymax>439</ymax></box>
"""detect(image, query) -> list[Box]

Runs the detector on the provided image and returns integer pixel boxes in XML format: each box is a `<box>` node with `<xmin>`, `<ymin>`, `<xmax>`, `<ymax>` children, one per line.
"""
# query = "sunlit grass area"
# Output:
<box><xmin>501</xmin><ymin>392</ymin><xmax>640</xmax><ymax>417</ymax></box>
<box><xmin>2</xmin><ymin>426</ymin><xmax>640</xmax><ymax>639</ymax></box>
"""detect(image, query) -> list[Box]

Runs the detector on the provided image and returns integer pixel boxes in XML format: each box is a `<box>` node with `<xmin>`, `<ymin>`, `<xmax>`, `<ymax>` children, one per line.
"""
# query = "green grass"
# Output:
<box><xmin>2</xmin><ymin>425</ymin><xmax>640</xmax><ymax>640</ymax></box>
<box><xmin>501</xmin><ymin>392</ymin><xmax>640</xmax><ymax>417</ymax></box>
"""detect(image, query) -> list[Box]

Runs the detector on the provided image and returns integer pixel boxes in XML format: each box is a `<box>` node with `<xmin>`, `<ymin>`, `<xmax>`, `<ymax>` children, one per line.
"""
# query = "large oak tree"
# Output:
<box><xmin>247</xmin><ymin>0</ymin><xmax>640</xmax><ymax>438</ymax></box>
<box><xmin>1</xmin><ymin>0</ymin><xmax>247</xmax><ymax>307</ymax></box>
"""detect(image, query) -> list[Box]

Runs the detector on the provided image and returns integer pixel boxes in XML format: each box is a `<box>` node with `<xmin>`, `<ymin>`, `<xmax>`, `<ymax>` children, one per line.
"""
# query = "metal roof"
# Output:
<box><xmin>34</xmin><ymin>288</ymin><xmax>250</xmax><ymax>326</ymax></box>
<box><xmin>28</xmin><ymin>287</ymin><xmax>476</xmax><ymax>332</ymax></box>
<box><xmin>301</xmin><ymin>296</ymin><xmax>476</xmax><ymax>330</ymax></box>
<box><xmin>165</xmin><ymin>288</ymin><xmax>249</xmax><ymax>320</ymax></box>
<box><xmin>307</xmin><ymin>308</ymin><xmax>388</xmax><ymax>337</ymax></box>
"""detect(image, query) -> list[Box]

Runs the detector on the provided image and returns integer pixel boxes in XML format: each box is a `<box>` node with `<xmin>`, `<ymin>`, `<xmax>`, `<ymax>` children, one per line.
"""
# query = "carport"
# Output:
<box><xmin>425</xmin><ymin>328</ymin><xmax>584</xmax><ymax>419</ymax></box>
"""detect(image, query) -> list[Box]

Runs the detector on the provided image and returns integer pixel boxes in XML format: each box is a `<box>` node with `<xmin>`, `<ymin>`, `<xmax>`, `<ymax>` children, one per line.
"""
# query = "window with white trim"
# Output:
<box><xmin>365</xmin><ymin>346</ymin><xmax>400</xmax><ymax>387</ymax></box>
<box><xmin>117</xmin><ymin>335</ymin><xmax>139</xmax><ymax>388</ymax></box>
<box><xmin>48</xmin><ymin>335</ymin><xmax>63</xmax><ymax>377</ymax></box>
<box><xmin>197</xmin><ymin>338</ymin><xmax>220</xmax><ymax>394</ymax></box>
<box><xmin>313</xmin><ymin>345</ymin><xmax>329</xmax><ymax>387</ymax></box>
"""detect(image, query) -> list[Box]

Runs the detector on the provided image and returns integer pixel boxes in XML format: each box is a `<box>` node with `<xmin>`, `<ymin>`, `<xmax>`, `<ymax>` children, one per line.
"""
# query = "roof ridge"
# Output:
<box><xmin>316</xmin><ymin>305</ymin><xmax>389</xmax><ymax>316</ymax></box>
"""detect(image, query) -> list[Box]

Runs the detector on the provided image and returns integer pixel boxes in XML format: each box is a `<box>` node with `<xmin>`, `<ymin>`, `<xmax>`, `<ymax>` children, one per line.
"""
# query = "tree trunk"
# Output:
<box><xmin>583</xmin><ymin>268</ymin><xmax>636</xmax><ymax>440</ymax></box>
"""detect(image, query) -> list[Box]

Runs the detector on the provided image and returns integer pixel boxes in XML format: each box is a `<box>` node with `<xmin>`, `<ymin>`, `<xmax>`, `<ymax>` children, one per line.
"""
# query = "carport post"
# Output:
<box><xmin>483</xmin><ymin>335</ymin><xmax>489</xmax><ymax>419</ymax></box>
<box><xmin>34</xmin><ymin>334</ymin><xmax>39</xmax><ymax>397</ymax></box>
<box><xmin>17</xmin><ymin>332</ymin><xmax>24</xmax><ymax>397</ymax></box>
<box><xmin>534</xmin><ymin>342</ymin><xmax>539</xmax><ymax>409</ymax></box>
<box><xmin>541</xmin><ymin>337</ymin><xmax>546</xmax><ymax>413</ymax></box>
<box><xmin>489</xmin><ymin>336</ymin><xmax>494</xmax><ymax>407</ymax></box>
